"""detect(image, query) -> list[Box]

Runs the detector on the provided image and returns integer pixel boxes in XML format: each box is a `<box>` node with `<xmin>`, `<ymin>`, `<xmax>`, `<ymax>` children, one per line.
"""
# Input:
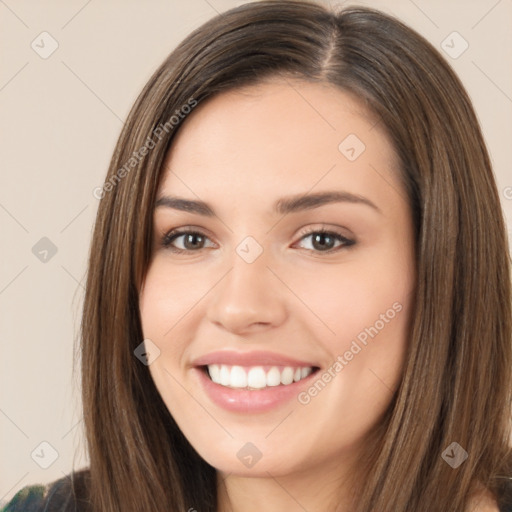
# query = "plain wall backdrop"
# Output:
<box><xmin>1</xmin><ymin>0</ymin><xmax>511</xmax><ymax>503</ymax></box>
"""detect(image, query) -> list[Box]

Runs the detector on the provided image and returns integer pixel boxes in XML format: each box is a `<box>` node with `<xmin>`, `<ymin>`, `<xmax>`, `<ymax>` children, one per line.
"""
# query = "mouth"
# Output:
<box><xmin>191</xmin><ymin>350</ymin><xmax>322</xmax><ymax>412</ymax></box>
<box><xmin>200</xmin><ymin>364</ymin><xmax>320</xmax><ymax>390</ymax></box>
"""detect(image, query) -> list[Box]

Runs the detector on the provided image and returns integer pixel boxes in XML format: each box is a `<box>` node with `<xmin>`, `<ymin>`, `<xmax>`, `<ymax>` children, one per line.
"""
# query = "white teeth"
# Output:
<box><xmin>208</xmin><ymin>364</ymin><xmax>220</xmax><ymax>382</ymax></box>
<box><xmin>301</xmin><ymin>367</ymin><xmax>312</xmax><ymax>379</ymax></box>
<box><xmin>206</xmin><ymin>364</ymin><xmax>315</xmax><ymax>389</ymax></box>
<box><xmin>266</xmin><ymin>367</ymin><xmax>281</xmax><ymax>387</ymax></box>
<box><xmin>247</xmin><ymin>367</ymin><xmax>266</xmax><ymax>389</ymax></box>
<box><xmin>280</xmin><ymin>367</ymin><xmax>294</xmax><ymax>385</ymax></box>
<box><xmin>230</xmin><ymin>365</ymin><xmax>247</xmax><ymax>388</ymax></box>
<box><xmin>220</xmin><ymin>365</ymin><xmax>231</xmax><ymax>386</ymax></box>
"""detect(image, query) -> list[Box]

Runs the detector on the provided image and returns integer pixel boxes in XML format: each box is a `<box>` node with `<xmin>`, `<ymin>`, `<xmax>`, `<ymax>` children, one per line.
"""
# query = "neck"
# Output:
<box><xmin>216</xmin><ymin>452</ymin><xmax>360</xmax><ymax>512</ymax></box>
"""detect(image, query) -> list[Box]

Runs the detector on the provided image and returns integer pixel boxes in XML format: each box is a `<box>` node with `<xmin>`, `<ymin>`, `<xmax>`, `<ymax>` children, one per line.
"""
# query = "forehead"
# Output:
<box><xmin>158</xmin><ymin>79</ymin><xmax>401</xmax><ymax>211</ymax></box>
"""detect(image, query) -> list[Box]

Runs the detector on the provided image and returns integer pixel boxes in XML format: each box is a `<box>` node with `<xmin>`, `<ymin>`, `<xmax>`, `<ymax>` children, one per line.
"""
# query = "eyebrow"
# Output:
<box><xmin>154</xmin><ymin>190</ymin><xmax>381</xmax><ymax>216</ymax></box>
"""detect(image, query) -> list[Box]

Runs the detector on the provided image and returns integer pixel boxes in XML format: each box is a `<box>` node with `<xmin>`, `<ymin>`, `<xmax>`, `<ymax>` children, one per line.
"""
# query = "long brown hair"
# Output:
<box><xmin>80</xmin><ymin>1</ymin><xmax>512</xmax><ymax>510</ymax></box>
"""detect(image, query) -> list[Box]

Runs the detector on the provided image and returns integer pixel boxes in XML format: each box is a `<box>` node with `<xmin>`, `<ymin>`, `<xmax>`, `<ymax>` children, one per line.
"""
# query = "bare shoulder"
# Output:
<box><xmin>467</xmin><ymin>486</ymin><xmax>500</xmax><ymax>512</ymax></box>
<box><xmin>471</xmin><ymin>502</ymin><xmax>500</xmax><ymax>512</ymax></box>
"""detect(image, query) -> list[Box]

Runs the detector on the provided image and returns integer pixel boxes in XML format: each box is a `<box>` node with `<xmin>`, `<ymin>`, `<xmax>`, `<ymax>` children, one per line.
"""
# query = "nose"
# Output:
<box><xmin>206</xmin><ymin>247</ymin><xmax>288</xmax><ymax>336</ymax></box>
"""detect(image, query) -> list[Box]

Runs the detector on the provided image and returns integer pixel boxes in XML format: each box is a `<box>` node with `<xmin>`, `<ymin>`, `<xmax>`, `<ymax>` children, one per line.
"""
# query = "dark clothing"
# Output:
<box><xmin>1</xmin><ymin>470</ymin><xmax>91</xmax><ymax>512</ymax></box>
<box><xmin>2</xmin><ymin>470</ymin><xmax>512</xmax><ymax>511</ymax></box>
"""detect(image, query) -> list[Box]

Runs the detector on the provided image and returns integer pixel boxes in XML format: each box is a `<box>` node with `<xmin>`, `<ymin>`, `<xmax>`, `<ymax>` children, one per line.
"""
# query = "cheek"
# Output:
<box><xmin>138</xmin><ymin>258</ymin><xmax>221</xmax><ymax>406</ymax></box>
<box><xmin>139</xmin><ymin>264</ymin><xmax>194</xmax><ymax>416</ymax></box>
<box><xmin>284</xmin><ymin>250</ymin><xmax>412</xmax><ymax>354</ymax></box>
<box><xmin>287</xmin><ymin>246</ymin><xmax>413</xmax><ymax>418</ymax></box>
<box><xmin>139</xmin><ymin>259</ymin><xmax>204</xmax><ymax>343</ymax></box>
<box><xmin>139</xmin><ymin>263</ymin><xmax>189</xmax><ymax>380</ymax></box>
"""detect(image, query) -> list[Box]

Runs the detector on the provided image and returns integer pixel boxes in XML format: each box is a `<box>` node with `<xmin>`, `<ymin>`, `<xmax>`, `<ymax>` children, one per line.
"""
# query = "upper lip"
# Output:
<box><xmin>192</xmin><ymin>350</ymin><xmax>319</xmax><ymax>368</ymax></box>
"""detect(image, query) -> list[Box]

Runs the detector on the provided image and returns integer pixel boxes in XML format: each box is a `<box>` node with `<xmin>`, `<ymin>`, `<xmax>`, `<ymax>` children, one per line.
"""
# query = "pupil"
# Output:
<box><xmin>313</xmin><ymin>233</ymin><xmax>333</xmax><ymax>251</ymax></box>
<box><xmin>181</xmin><ymin>233</ymin><xmax>337</xmax><ymax>251</ymax></box>
<box><xmin>185</xmin><ymin>234</ymin><xmax>202</xmax><ymax>249</ymax></box>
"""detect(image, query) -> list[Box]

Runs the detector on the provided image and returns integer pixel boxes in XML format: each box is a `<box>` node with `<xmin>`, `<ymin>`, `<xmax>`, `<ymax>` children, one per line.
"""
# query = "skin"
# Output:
<box><xmin>139</xmin><ymin>78</ymin><xmax>419</xmax><ymax>511</ymax></box>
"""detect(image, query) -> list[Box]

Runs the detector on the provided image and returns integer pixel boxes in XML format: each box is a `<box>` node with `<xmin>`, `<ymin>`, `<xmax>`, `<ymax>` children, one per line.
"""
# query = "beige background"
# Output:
<box><xmin>1</xmin><ymin>0</ymin><xmax>511</xmax><ymax>503</ymax></box>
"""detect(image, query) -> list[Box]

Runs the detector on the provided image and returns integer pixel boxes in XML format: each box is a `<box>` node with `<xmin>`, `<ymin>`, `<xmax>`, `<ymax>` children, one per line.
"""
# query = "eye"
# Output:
<box><xmin>160</xmin><ymin>227</ymin><xmax>355</xmax><ymax>255</ymax></box>
<box><xmin>294</xmin><ymin>227</ymin><xmax>355</xmax><ymax>253</ymax></box>
<box><xmin>161</xmin><ymin>229</ymin><xmax>215</xmax><ymax>254</ymax></box>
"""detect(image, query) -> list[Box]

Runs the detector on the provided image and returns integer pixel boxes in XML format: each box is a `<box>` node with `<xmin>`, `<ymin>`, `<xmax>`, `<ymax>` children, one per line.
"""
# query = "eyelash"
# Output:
<box><xmin>160</xmin><ymin>227</ymin><xmax>355</xmax><ymax>255</ymax></box>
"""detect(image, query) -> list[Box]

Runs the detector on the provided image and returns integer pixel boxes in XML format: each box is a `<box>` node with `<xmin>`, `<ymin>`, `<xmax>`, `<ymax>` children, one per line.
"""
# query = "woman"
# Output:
<box><xmin>4</xmin><ymin>1</ymin><xmax>511</xmax><ymax>511</ymax></box>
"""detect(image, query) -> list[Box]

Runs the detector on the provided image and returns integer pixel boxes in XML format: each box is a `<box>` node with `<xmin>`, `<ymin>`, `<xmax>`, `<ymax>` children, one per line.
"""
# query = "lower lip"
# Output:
<box><xmin>194</xmin><ymin>367</ymin><xmax>318</xmax><ymax>413</ymax></box>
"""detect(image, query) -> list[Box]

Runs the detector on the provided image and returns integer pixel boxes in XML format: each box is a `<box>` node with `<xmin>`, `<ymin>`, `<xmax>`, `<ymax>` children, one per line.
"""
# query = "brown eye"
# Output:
<box><xmin>161</xmin><ymin>230</ymin><xmax>215</xmax><ymax>253</ymax></box>
<box><xmin>296</xmin><ymin>229</ymin><xmax>355</xmax><ymax>253</ymax></box>
<box><xmin>160</xmin><ymin>227</ymin><xmax>355</xmax><ymax>255</ymax></box>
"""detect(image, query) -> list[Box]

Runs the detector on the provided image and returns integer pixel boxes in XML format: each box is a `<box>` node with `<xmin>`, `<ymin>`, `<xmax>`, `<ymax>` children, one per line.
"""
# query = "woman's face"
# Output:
<box><xmin>139</xmin><ymin>79</ymin><xmax>416</xmax><ymax>479</ymax></box>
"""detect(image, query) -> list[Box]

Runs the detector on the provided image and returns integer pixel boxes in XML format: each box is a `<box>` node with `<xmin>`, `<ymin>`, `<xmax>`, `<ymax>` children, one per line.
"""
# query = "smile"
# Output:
<box><xmin>192</xmin><ymin>350</ymin><xmax>321</xmax><ymax>412</ymax></box>
<box><xmin>206</xmin><ymin>364</ymin><xmax>314</xmax><ymax>389</ymax></box>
